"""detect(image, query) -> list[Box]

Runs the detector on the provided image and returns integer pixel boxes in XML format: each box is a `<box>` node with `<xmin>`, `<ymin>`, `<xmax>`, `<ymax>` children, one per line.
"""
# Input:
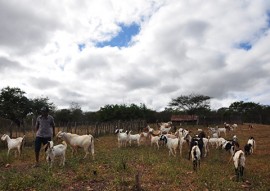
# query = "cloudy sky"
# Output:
<box><xmin>1</xmin><ymin>0</ymin><xmax>270</xmax><ymax>111</ymax></box>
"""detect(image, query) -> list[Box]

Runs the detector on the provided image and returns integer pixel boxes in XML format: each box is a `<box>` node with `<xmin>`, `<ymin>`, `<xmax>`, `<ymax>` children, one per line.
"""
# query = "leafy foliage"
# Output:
<box><xmin>97</xmin><ymin>103</ymin><xmax>155</xmax><ymax>121</ymax></box>
<box><xmin>0</xmin><ymin>87</ymin><xmax>32</xmax><ymax>126</ymax></box>
<box><xmin>168</xmin><ymin>94</ymin><xmax>211</xmax><ymax>115</ymax></box>
<box><xmin>1</xmin><ymin>86</ymin><xmax>270</xmax><ymax>125</ymax></box>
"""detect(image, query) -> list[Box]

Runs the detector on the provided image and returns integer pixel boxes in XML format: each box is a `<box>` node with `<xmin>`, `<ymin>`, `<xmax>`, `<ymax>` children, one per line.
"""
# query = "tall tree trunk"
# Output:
<box><xmin>9</xmin><ymin>121</ymin><xmax>13</xmax><ymax>138</ymax></box>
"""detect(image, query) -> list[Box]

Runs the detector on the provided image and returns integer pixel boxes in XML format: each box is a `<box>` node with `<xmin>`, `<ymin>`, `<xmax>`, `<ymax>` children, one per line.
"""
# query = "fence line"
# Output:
<box><xmin>0</xmin><ymin>119</ymin><xmax>147</xmax><ymax>139</ymax></box>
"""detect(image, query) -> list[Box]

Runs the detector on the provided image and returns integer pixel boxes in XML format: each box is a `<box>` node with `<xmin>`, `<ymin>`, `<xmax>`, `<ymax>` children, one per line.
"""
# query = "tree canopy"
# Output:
<box><xmin>0</xmin><ymin>86</ymin><xmax>55</xmax><ymax>126</ymax></box>
<box><xmin>1</xmin><ymin>86</ymin><xmax>270</xmax><ymax>125</ymax></box>
<box><xmin>0</xmin><ymin>87</ymin><xmax>32</xmax><ymax>126</ymax></box>
<box><xmin>168</xmin><ymin>94</ymin><xmax>211</xmax><ymax>115</ymax></box>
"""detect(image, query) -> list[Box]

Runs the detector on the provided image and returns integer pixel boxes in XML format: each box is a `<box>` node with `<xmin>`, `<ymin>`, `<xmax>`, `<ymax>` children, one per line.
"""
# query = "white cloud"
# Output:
<box><xmin>1</xmin><ymin>0</ymin><xmax>270</xmax><ymax>111</ymax></box>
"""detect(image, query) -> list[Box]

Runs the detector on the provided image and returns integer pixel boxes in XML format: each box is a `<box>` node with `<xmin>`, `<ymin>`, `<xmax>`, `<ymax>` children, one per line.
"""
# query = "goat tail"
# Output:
<box><xmin>88</xmin><ymin>135</ymin><xmax>95</xmax><ymax>159</ymax></box>
<box><xmin>238</xmin><ymin>152</ymin><xmax>245</xmax><ymax>167</ymax></box>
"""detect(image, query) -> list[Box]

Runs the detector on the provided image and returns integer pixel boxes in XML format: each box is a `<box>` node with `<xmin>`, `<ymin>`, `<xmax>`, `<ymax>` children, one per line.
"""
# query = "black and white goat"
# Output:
<box><xmin>244</xmin><ymin>137</ymin><xmax>256</xmax><ymax>155</ymax></box>
<box><xmin>233</xmin><ymin>150</ymin><xmax>246</xmax><ymax>181</ymax></box>
<box><xmin>191</xmin><ymin>141</ymin><xmax>201</xmax><ymax>171</ymax></box>
<box><xmin>188</xmin><ymin>135</ymin><xmax>204</xmax><ymax>160</ymax></box>
<box><xmin>44</xmin><ymin>141</ymin><xmax>67</xmax><ymax>168</ymax></box>
<box><xmin>222</xmin><ymin>140</ymin><xmax>239</xmax><ymax>156</ymax></box>
<box><xmin>159</xmin><ymin>134</ymin><xmax>179</xmax><ymax>157</ymax></box>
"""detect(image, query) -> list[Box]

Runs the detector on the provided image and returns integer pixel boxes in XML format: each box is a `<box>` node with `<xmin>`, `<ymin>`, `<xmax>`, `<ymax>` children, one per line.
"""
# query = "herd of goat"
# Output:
<box><xmin>0</xmin><ymin>122</ymin><xmax>255</xmax><ymax>182</ymax></box>
<box><xmin>114</xmin><ymin>122</ymin><xmax>255</xmax><ymax>181</ymax></box>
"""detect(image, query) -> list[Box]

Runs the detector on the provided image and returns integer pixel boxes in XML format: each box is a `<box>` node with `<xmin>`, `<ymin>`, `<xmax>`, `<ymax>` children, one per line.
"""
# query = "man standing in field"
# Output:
<box><xmin>33</xmin><ymin>106</ymin><xmax>55</xmax><ymax>167</ymax></box>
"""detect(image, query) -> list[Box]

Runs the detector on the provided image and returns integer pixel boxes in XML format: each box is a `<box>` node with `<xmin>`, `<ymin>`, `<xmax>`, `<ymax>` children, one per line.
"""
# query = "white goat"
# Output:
<box><xmin>202</xmin><ymin>137</ymin><xmax>209</xmax><ymax>156</ymax></box>
<box><xmin>56</xmin><ymin>131</ymin><xmax>94</xmax><ymax>159</ymax></box>
<box><xmin>208</xmin><ymin>137</ymin><xmax>220</xmax><ymax>148</ymax></box>
<box><xmin>208</xmin><ymin>126</ymin><xmax>218</xmax><ymax>134</ymax></box>
<box><xmin>115</xmin><ymin>129</ymin><xmax>128</xmax><ymax>148</ymax></box>
<box><xmin>160</xmin><ymin>126</ymin><xmax>171</xmax><ymax>134</ymax></box>
<box><xmin>218</xmin><ymin>137</ymin><xmax>226</xmax><ymax>146</ymax></box>
<box><xmin>233</xmin><ymin>150</ymin><xmax>246</xmax><ymax>181</ymax></box>
<box><xmin>44</xmin><ymin>141</ymin><xmax>67</xmax><ymax>168</ymax></box>
<box><xmin>127</xmin><ymin>131</ymin><xmax>141</xmax><ymax>146</ymax></box>
<box><xmin>212</xmin><ymin>132</ymin><xmax>219</xmax><ymax>138</ymax></box>
<box><xmin>1</xmin><ymin>134</ymin><xmax>25</xmax><ymax>157</ymax></box>
<box><xmin>191</xmin><ymin>142</ymin><xmax>201</xmax><ymax>171</ymax></box>
<box><xmin>176</xmin><ymin>128</ymin><xmax>189</xmax><ymax>138</ymax></box>
<box><xmin>179</xmin><ymin>136</ymin><xmax>188</xmax><ymax>157</ymax></box>
<box><xmin>146</xmin><ymin>125</ymin><xmax>154</xmax><ymax>133</ymax></box>
<box><xmin>150</xmin><ymin>134</ymin><xmax>160</xmax><ymax>149</ymax></box>
<box><xmin>159</xmin><ymin>134</ymin><xmax>179</xmax><ymax>157</ymax></box>
<box><xmin>231</xmin><ymin>124</ymin><xmax>238</xmax><ymax>130</ymax></box>
<box><xmin>176</xmin><ymin>129</ymin><xmax>189</xmax><ymax>157</ymax></box>
<box><xmin>217</xmin><ymin>127</ymin><xmax>227</xmax><ymax>137</ymax></box>
<box><xmin>159</xmin><ymin>121</ymin><xmax>172</xmax><ymax>134</ymax></box>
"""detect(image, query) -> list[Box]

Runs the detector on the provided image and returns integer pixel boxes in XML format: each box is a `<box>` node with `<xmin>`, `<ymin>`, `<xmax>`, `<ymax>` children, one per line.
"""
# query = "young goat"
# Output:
<box><xmin>208</xmin><ymin>137</ymin><xmax>219</xmax><ymax>148</ymax></box>
<box><xmin>245</xmin><ymin>137</ymin><xmax>256</xmax><ymax>155</ymax></box>
<box><xmin>44</xmin><ymin>141</ymin><xmax>67</xmax><ymax>168</ymax></box>
<box><xmin>115</xmin><ymin>129</ymin><xmax>128</xmax><ymax>148</ymax></box>
<box><xmin>247</xmin><ymin>137</ymin><xmax>256</xmax><ymax>153</ymax></box>
<box><xmin>127</xmin><ymin>130</ymin><xmax>142</xmax><ymax>146</ymax></box>
<box><xmin>159</xmin><ymin>121</ymin><xmax>172</xmax><ymax>134</ymax></box>
<box><xmin>244</xmin><ymin>144</ymin><xmax>252</xmax><ymax>155</ymax></box>
<box><xmin>159</xmin><ymin>135</ymin><xmax>179</xmax><ymax>157</ymax></box>
<box><xmin>188</xmin><ymin>136</ymin><xmax>204</xmax><ymax>160</ymax></box>
<box><xmin>217</xmin><ymin>127</ymin><xmax>227</xmax><ymax>137</ymax></box>
<box><xmin>224</xmin><ymin>122</ymin><xmax>231</xmax><ymax>131</ymax></box>
<box><xmin>56</xmin><ymin>131</ymin><xmax>94</xmax><ymax>159</ymax></box>
<box><xmin>191</xmin><ymin>141</ymin><xmax>201</xmax><ymax>171</ymax></box>
<box><xmin>233</xmin><ymin>150</ymin><xmax>246</xmax><ymax>181</ymax></box>
<box><xmin>1</xmin><ymin>134</ymin><xmax>25</xmax><ymax>157</ymax></box>
<box><xmin>231</xmin><ymin>124</ymin><xmax>238</xmax><ymax>130</ymax></box>
<box><xmin>222</xmin><ymin>140</ymin><xmax>239</xmax><ymax>156</ymax></box>
<box><xmin>150</xmin><ymin>134</ymin><xmax>160</xmax><ymax>150</ymax></box>
<box><xmin>176</xmin><ymin>128</ymin><xmax>190</xmax><ymax>157</ymax></box>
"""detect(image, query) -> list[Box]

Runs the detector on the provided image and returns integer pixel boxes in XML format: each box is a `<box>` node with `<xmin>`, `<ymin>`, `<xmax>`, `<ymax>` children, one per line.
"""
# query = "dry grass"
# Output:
<box><xmin>0</xmin><ymin>124</ymin><xmax>270</xmax><ymax>191</ymax></box>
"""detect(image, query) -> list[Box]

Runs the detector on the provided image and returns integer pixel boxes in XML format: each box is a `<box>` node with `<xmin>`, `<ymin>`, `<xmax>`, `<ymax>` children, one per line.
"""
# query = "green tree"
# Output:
<box><xmin>229</xmin><ymin>101</ymin><xmax>263</xmax><ymax>123</ymax></box>
<box><xmin>97</xmin><ymin>103</ymin><xmax>155</xmax><ymax>121</ymax></box>
<box><xmin>168</xmin><ymin>94</ymin><xmax>211</xmax><ymax>115</ymax></box>
<box><xmin>30</xmin><ymin>97</ymin><xmax>55</xmax><ymax>116</ymax></box>
<box><xmin>69</xmin><ymin>102</ymin><xmax>83</xmax><ymax>122</ymax></box>
<box><xmin>0</xmin><ymin>87</ymin><xmax>32</xmax><ymax>135</ymax></box>
<box><xmin>261</xmin><ymin>105</ymin><xmax>270</xmax><ymax>124</ymax></box>
<box><xmin>54</xmin><ymin>109</ymin><xmax>71</xmax><ymax>124</ymax></box>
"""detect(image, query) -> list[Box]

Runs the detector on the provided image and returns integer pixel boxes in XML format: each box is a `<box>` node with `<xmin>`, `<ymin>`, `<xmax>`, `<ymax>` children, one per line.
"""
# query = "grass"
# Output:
<box><xmin>0</xmin><ymin>124</ymin><xmax>270</xmax><ymax>190</ymax></box>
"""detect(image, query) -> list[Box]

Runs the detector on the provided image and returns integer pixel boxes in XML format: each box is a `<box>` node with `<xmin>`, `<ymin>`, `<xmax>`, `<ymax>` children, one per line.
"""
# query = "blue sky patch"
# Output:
<box><xmin>237</xmin><ymin>42</ymin><xmax>252</xmax><ymax>51</ymax></box>
<box><xmin>78</xmin><ymin>43</ymin><xmax>85</xmax><ymax>51</ymax></box>
<box><xmin>96</xmin><ymin>23</ymin><xmax>140</xmax><ymax>48</ymax></box>
<box><xmin>267</xmin><ymin>10</ymin><xmax>270</xmax><ymax>27</ymax></box>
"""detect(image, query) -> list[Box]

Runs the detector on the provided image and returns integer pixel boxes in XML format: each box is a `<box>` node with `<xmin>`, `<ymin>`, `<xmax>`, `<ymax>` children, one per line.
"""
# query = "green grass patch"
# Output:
<box><xmin>1</xmin><ymin>124</ymin><xmax>270</xmax><ymax>190</ymax></box>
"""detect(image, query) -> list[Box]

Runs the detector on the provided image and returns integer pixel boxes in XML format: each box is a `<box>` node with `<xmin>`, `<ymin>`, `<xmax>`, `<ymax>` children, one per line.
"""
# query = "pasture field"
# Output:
<box><xmin>0</xmin><ymin>124</ymin><xmax>270</xmax><ymax>191</ymax></box>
